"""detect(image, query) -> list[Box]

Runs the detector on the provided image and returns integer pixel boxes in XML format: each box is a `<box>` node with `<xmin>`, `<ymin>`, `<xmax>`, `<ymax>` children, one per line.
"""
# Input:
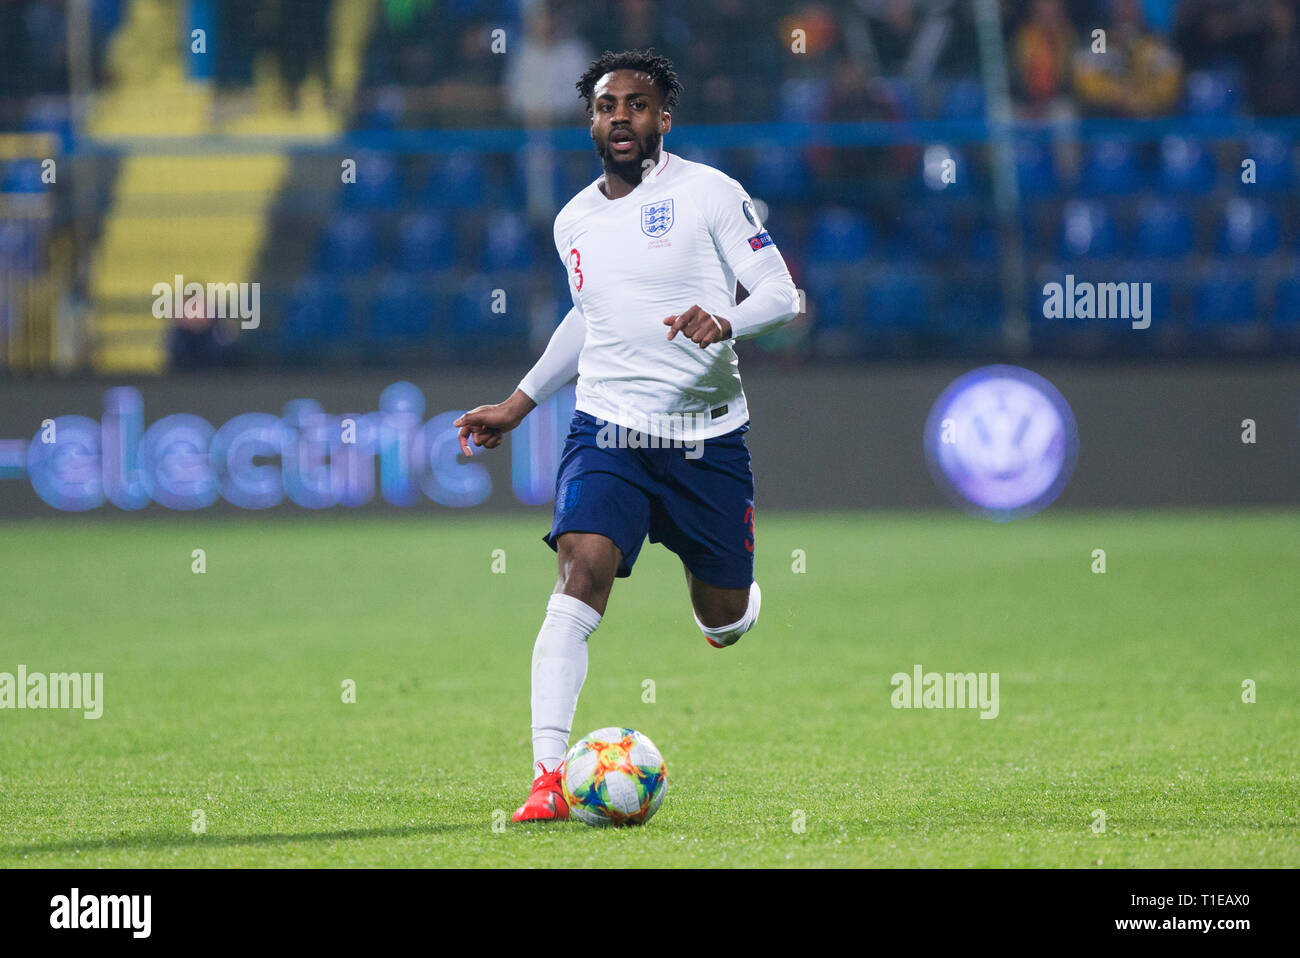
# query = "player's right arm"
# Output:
<box><xmin>454</xmin><ymin>304</ymin><xmax>586</xmax><ymax>456</ymax></box>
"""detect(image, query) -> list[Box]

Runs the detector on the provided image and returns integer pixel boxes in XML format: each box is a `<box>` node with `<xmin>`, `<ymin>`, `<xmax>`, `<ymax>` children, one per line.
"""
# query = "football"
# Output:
<box><xmin>562</xmin><ymin>727</ymin><xmax>667</xmax><ymax>827</ymax></box>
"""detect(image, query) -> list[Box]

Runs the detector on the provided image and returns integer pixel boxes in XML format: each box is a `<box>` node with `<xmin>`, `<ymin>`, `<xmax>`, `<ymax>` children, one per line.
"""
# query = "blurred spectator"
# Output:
<box><xmin>1174</xmin><ymin>0</ymin><xmax>1266</xmax><ymax>71</ymax></box>
<box><xmin>215</xmin><ymin>0</ymin><xmax>257</xmax><ymax>92</ymax></box>
<box><xmin>1248</xmin><ymin>0</ymin><xmax>1300</xmax><ymax>116</ymax></box>
<box><xmin>1012</xmin><ymin>0</ymin><xmax>1077</xmax><ymax>117</ymax></box>
<box><xmin>169</xmin><ymin>289</ymin><xmax>236</xmax><ymax>371</ymax></box>
<box><xmin>504</xmin><ymin>5</ymin><xmax>594</xmax><ymax>124</ymax></box>
<box><xmin>426</xmin><ymin>22</ymin><xmax>505</xmax><ymax>125</ymax></box>
<box><xmin>870</xmin><ymin>0</ymin><xmax>921</xmax><ymax>75</ymax></box>
<box><xmin>275</xmin><ymin>0</ymin><xmax>333</xmax><ymax>109</ymax></box>
<box><xmin>1074</xmin><ymin>0</ymin><xmax>1182</xmax><ymax>117</ymax></box>
<box><xmin>808</xmin><ymin>55</ymin><xmax>907</xmax><ymax>185</ymax></box>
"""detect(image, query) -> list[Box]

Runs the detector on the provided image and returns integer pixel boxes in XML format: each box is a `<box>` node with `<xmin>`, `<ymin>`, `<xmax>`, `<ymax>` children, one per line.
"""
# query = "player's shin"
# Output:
<box><xmin>529</xmin><ymin>592</ymin><xmax>602</xmax><ymax>773</ymax></box>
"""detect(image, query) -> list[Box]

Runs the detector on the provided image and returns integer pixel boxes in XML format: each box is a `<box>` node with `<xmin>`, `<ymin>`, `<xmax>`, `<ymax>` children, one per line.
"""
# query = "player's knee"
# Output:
<box><xmin>694</xmin><ymin>581</ymin><xmax>761</xmax><ymax>648</ymax></box>
<box><xmin>695</xmin><ymin>594</ymin><xmax>749</xmax><ymax>629</ymax></box>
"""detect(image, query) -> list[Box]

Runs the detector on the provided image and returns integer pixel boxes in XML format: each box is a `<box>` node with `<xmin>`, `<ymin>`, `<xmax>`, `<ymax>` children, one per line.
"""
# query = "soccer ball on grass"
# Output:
<box><xmin>562</xmin><ymin>727</ymin><xmax>667</xmax><ymax>826</ymax></box>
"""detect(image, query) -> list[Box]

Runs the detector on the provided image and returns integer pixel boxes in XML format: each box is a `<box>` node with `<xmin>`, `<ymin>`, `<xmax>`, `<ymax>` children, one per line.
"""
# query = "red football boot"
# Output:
<box><xmin>512</xmin><ymin>762</ymin><xmax>569</xmax><ymax>822</ymax></box>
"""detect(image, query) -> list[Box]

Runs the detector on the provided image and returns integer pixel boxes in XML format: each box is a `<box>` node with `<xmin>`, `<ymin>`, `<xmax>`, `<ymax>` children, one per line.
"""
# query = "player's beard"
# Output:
<box><xmin>599</xmin><ymin>128</ymin><xmax>662</xmax><ymax>185</ymax></box>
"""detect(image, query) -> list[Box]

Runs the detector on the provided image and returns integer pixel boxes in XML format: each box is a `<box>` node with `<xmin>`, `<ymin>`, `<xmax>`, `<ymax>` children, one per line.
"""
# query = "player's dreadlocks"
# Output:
<box><xmin>576</xmin><ymin>49</ymin><xmax>683</xmax><ymax>116</ymax></box>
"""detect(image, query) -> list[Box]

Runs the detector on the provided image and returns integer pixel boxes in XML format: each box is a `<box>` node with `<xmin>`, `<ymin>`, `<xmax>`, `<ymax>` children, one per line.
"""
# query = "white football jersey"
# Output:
<box><xmin>553</xmin><ymin>150</ymin><xmax>798</xmax><ymax>441</ymax></box>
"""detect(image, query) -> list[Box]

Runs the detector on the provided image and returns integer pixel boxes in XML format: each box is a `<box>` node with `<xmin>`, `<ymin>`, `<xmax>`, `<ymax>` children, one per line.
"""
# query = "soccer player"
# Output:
<box><xmin>454</xmin><ymin>50</ymin><xmax>801</xmax><ymax>822</ymax></box>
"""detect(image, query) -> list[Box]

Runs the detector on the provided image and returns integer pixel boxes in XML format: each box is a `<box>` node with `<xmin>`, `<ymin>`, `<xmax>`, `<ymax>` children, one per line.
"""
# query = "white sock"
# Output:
<box><xmin>694</xmin><ymin>580</ymin><xmax>762</xmax><ymax>648</ymax></box>
<box><xmin>531</xmin><ymin>592</ymin><xmax>602</xmax><ymax>774</ymax></box>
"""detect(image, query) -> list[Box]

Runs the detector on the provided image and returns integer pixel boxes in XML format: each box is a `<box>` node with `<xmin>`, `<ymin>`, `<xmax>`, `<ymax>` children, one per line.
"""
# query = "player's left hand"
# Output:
<box><xmin>663</xmin><ymin>306</ymin><xmax>732</xmax><ymax>348</ymax></box>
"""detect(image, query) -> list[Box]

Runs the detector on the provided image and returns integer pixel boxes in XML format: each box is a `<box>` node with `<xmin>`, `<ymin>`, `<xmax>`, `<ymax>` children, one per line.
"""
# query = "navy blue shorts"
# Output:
<box><xmin>544</xmin><ymin>410</ymin><xmax>756</xmax><ymax>589</ymax></box>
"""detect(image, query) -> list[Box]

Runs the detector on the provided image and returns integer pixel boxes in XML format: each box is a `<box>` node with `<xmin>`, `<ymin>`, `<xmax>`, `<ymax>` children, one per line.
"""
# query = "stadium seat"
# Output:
<box><xmin>397</xmin><ymin>212</ymin><xmax>455</xmax><ymax>272</ymax></box>
<box><xmin>750</xmin><ymin>143</ymin><xmax>809</xmax><ymax>199</ymax></box>
<box><xmin>1134</xmin><ymin>198</ymin><xmax>1194</xmax><ymax>259</ymax></box>
<box><xmin>1244</xmin><ymin>133</ymin><xmax>1295</xmax><ymax>193</ymax></box>
<box><xmin>941</xmin><ymin>80</ymin><xmax>984</xmax><ymax>121</ymax></box>
<box><xmin>778</xmin><ymin>77</ymin><xmax>830</xmax><ymax>123</ymax></box>
<box><xmin>865</xmin><ymin>270</ymin><xmax>930</xmax><ymax>329</ymax></box>
<box><xmin>1274</xmin><ymin>278</ymin><xmax>1300</xmax><ymax>326</ymax></box>
<box><xmin>1059</xmin><ymin>200</ymin><xmax>1120</xmax><ymax>259</ymax></box>
<box><xmin>874</xmin><ymin>76</ymin><xmax>919</xmax><ymax>120</ymax></box>
<box><xmin>1159</xmin><ymin>136</ymin><xmax>1216</xmax><ymax>195</ymax></box>
<box><xmin>1</xmin><ymin>160</ymin><xmax>48</xmax><ymax>193</ymax></box>
<box><xmin>280</xmin><ymin>277</ymin><xmax>349</xmax><ymax>347</ymax></box>
<box><xmin>1079</xmin><ymin>138</ymin><xmax>1142</xmax><ymax>196</ymax></box>
<box><xmin>901</xmin><ymin>203</ymin><xmax>958</xmax><ymax>259</ymax></box>
<box><xmin>969</xmin><ymin>221</ymin><xmax>999</xmax><ymax>262</ymax></box>
<box><xmin>481</xmin><ymin>210</ymin><xmax>533</xmax><ymax>272</ymax></box>
<box><xmin>317</xmin><ymin>213</ymin><xmax>377</xmax><ymax>276</ymax></box>
<box><xmin>941</xmin><ymin>279</ymin><xmax>1002</xmax><ymax>334</ymax></box>
<box><xmin>369</xmin><ymin>274</ymin><xmax>432</xmax><ymax>340</ymax></box>
<box><xmin>425</xmin><ymin>152</ymin><xmax>486</xmax><ymax>209</ymax></box>
<box><xmin>0</xmin><ymin>222</ymin><xmax>37</xmax><ymax>272</ymax></box>
<box><xmin>341</xmin><ymin>152</ymin><xmax>401</xmax><ymax>210</ymax></box>
<box><xmin>1193</xmin><ymin>269</ymin><xmax>1256</xmax><ymax>326</ymax></box>
<box><xmin>1217</xmin><ymin>198</ymin><xmax>1280</xmax><ymax>257</ymax></box>
<box><xmin>809</xmin><ymin>208</ymin><xmax>872</xmax><ymax>263</ymax></box>
<box><xmin>803</xmin><ymin>267</ymin><xmax>845</xmax><ymax>330</ymax></box>
<box><xmin>23</xmin><ymin>99</ymin><xmax>73</xmax><ymax>143</ymax></box>
<box><xmin>1184</xmin><ymin>70</ymin><xmax>1239</xmax><ymax>118</ymax></box>
<box><xmin>1015</xmin><ymin>139</ymin><xmax>1059</xmax><ymax>199</ymax></box>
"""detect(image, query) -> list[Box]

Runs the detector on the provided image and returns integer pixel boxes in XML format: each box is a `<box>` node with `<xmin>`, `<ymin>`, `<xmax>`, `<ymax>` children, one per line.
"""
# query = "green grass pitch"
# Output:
<box><xmin>0</xmin><ymin>509</ymin><xmax>1295</xmax><ymax>868</ymax></box>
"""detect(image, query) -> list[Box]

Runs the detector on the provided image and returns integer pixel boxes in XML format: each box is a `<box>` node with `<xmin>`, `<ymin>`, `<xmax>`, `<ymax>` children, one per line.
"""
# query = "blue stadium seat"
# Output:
<box><xmin>941</xmin><ymin>279</ymin><xmax>1002</xmax><ymax>332</ymax></box>
<box><xmin>803</xmin><ymin>267</ymin><xmax>845</xmax><ymax>331</ymax></box>
<box><xmin>1159</xmin><ymin>136</ymin><xmax>1216</xmax><ymax>195</ymax></box>
<box><xmin>0</xmin><ymin>222</ymin><xmax>37</xmax><ymax>272</ymax></box>
<box><xmin>1015</xmin><ymin>139</ymin><xmax>1059</xmax><ymax>199</ymax></box>
<box><xmin>1059</xmin><ymin>200</ymin><xmax>1120</xmax><ymax>259</ymax></box>
<box><xmin>1</xmin><ymin>160</ymin><xmax>48</xmax><ymax>193</ymax></box>
<box><xmin>1244</xmin><ymin>133</ymin><xmax>1294</xmax><ymax>193</ymax></box>
<box><xmin>425</xmin><ymin>152</ymin><xmax>486</xmax><ymax>209</ymax></box>
<box><xmin>1184</xmin><ymin>70</ymin><xmax>1239</xmax><ymax>118</ymax></box>
<box><xmin>317</xmin><ymin>213</ymin><xmax>376</xmax><ymax>276</ymax></box>
<box><xmin>968</xmin><ymin>220</ymin><xmax>999</xmax><ymax>262</ymax></box>
<box><xmin>397</xmin><ymin>212</ymin><xmax>455</xmax><ymax>272</ymax></box>
<box><xmin>778</xmin><ymin>77</ymin><xmax>830</xmax><ymax>123</ymax></box>
<box><xmin>1134</xmin><ymin>198</ymin><xmax>1193</xmax><ymax>259</ymax></box>
<box><xmin>1274</xmin><ymin>278</ymin><xmax>1300</xmax><ymax>326</ymax></box>
<box><xmin>451</xmin><ymin>275</ymin><xmax>529</xmax><ymax>351</ymax></box>
<box><xmin>750</xmin><ymin>144</ymin><xmax>809</xmax><ymax>199</ymax></box>
<box><xmin>369</xmin><ymin>274</ymin><xmax>432</xmax><ymax>339</ymax></box>
<box><xmin>865</xmin><ymin>270</ymin><xmax>930</xmax><ymax>329</ymax></box>
<box><xmin>23</xmin><ymin>100</ymin><xmax>73</xmax><ymax>143</ymax></box>
<box><xmin>941</xmin><ymin>80</ymin><xmax>984</xmax><ymax>121</ymax></box>
<box><xmin>481</xmin><ymin>210</ymin><xmax>532</xmax><ymax>271</ymax></box>
<box><xmin>281</xmin><ymin>277</ymin><xmax>349</xmax><ymax>346</ymax></box>
<box><xmin>874</xmin><ymin>76</ymin><xmax>919</xmax><ymax>119</ymax></box>
<box><xmin>452</xmin><ymin>276</ymin><xmax>497</xmax><ymax>335</ymax></box>
<box><xmin>809</xmin><ymin>208</ymin><xmax>872</xmax><ymax>263</ymax></box>
<box><xmin>901</xmin><ymin>203</ymin><xmax>957</xmax><ymax>259</ymax></box>
<box><xmin>1080</xmin><ymin>138</ymin><xmax>1142</xmax><ymax>195</ymax></box>
<box><xmin>1217</xmin><ymin>198</ymin><xmax>1280</xmax><ymax>256</ymax></box>
<box><xmin>342</xmin><ymin>152</ymin><xmax>401</xmax><ymax>210</ymax></box>
<box><xmin>1193</xmin><ymin>269</ymin><xmax>1256</xmax><ymax>326</ymax></box>
<box><xmin>1116</xmin><ymin>264</ymin><xmax>1174</xmax><ymax>328</ymax></box>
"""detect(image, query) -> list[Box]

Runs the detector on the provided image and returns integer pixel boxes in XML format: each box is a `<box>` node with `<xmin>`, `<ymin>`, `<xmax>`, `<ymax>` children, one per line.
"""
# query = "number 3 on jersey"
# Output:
<box><xmin>568</xmin><ymin>247</ymin><xmax>583</xmax><ymax>292</ymax></box>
